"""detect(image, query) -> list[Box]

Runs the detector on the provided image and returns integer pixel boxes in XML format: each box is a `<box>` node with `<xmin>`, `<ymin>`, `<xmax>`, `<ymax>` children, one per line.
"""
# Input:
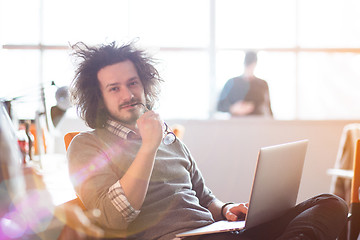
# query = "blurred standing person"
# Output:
<box><xmin>217</xmin><ymin>51</ymin><xmax>273</xmax><ymax>117</ymax></box>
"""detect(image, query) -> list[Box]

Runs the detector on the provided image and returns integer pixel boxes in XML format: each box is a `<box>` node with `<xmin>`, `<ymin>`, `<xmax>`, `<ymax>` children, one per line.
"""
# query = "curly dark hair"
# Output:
<box><xmin>70</xmin><ymin>41</ymin><xmax>163</xmax><ymax>129</ymax></box>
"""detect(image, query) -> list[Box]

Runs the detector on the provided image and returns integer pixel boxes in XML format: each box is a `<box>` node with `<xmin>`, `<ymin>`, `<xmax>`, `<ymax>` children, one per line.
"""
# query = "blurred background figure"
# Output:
<box><xmin>217</xmin><ymin>51</ymin><xmax>273</xmax><ymax>117</ymax></box>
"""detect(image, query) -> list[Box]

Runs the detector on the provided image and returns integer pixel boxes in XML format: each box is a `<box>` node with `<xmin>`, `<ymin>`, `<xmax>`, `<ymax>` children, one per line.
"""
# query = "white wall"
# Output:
<box><xmin>167</xmin><ymin>117</ymin><xmax>358</xmax><ymax>203</ymax></box>
<box><xmin>54</xmin><ymin>115</ymin><xmax>359</xmax><ymax>204</ymax></box>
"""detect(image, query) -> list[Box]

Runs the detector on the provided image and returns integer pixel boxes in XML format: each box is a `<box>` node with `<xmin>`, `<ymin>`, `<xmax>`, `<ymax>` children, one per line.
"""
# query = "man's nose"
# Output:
<box><xmin>120</xmin><ymin>87</ymin><xmax>134</xmax><ymax>101</ymax></box>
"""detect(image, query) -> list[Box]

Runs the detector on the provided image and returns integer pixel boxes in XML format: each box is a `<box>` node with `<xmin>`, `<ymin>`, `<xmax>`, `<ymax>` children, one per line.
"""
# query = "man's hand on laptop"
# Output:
<box><xmin>223</xmin><ymin>202</ymin><xmax>249</xmax><ymax>221</ymax></box>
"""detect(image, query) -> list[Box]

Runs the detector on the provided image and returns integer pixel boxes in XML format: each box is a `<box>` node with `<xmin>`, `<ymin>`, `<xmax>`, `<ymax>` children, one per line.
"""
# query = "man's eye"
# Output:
<box><xmin>129</xmin><ymin>81</ymin><xmax>138</xmax><ymax>86</ymax></box>
<box><xmin>110</xmin><ymin>87</ymin><xmax>119</xmax><ymax>92</ymax></box>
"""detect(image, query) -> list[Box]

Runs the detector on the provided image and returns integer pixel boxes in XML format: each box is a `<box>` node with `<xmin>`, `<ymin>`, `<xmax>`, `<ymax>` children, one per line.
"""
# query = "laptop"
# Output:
<box><xmin>176</xmin><ymin>139</ymin><xmax>309</xmax><ymax>238</ymax></box>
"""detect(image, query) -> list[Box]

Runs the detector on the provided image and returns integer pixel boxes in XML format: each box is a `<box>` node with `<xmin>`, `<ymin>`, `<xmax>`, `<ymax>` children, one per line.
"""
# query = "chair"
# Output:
<box><xmin>349</xmin><ymin>139</ymin><xmax>360</xmax><ymax>240</ymax></box>
<box><xmin>328</xmin><ymin>127</ymin><xmax>360</xmax><ymax>240</ymax></box>
<box><xmin>64</xmin><ymin>131</ymin><xmax>80</xmax><ymax>151</ymax></box>
<box><xmin>330</xmin><ymin>124</ymin><xmax>360</xmax><ymax>204</ymax></box>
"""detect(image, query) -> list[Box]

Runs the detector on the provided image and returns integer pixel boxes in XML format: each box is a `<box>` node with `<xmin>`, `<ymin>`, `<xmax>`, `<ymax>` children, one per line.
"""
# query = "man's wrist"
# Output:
<box><xmin>221</xmin><ymin>202</ymin><xmax>234</xmax><ymax>219</ymax></box>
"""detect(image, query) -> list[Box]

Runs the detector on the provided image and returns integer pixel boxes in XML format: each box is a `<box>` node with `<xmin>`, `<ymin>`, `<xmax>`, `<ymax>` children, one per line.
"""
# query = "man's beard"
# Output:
<box><xmin>115</xmin><ymin>111</ymin><xmax>140</xmax><ymax>126</ymax></box>
<box><xmin>110</xmin><ymin>100</ymin><xmax>145</xmax><ymax>126</ymax></box>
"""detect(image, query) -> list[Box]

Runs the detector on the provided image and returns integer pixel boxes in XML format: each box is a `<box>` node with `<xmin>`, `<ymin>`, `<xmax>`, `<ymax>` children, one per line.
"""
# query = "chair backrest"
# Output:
<box><xmin>351</xmin><ymin>139</ymin><xmax>360</xmax><ymax>204</ymax></box>
<box><xmin>64</xmin><ymin>132</ymin><xmax>80</xmax><ymax>151</ymax></box>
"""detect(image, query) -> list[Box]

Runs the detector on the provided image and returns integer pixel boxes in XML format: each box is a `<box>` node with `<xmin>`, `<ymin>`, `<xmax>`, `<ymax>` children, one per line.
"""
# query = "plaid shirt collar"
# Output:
<box><xmin>105</xmin><ymin>119</ymin><xmax>139</xmax><ymax>140</ymax></box>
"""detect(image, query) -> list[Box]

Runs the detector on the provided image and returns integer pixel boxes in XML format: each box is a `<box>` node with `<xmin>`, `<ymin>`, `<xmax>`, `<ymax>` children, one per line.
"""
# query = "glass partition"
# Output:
<box><xmin>1</xmin><ymin>0</ymin><xmax>360</xmax><ymax>120</ymax></box>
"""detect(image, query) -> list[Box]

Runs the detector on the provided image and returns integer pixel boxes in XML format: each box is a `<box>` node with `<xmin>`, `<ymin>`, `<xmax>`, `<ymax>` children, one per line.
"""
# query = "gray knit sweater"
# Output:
<box><xmin>67</xmin><ymin>128</ymin><xmax>216</xmax><ymax>240</ymax></box>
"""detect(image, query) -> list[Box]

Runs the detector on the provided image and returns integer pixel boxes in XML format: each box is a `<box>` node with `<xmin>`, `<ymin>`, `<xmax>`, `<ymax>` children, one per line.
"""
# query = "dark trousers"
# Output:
<box><xmin>186</xmin><ymin>194</ymin><xmax>348</xmax><ymax>240</ymax></box>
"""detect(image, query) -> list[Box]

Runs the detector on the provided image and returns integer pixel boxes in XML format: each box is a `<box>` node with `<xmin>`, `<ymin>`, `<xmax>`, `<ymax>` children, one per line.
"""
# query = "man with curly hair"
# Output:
<box><xmin>67</xmin><ymin>41</ymin><xmax>348</xmax><ymax>240</ymax></box>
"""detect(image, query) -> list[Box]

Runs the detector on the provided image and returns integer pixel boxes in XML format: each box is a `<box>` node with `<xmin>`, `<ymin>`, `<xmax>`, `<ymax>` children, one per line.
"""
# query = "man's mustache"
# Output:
<box><xmin>118</xmin><ymin>100</ymin><xmax>142</xmax><ymax>109</ymax></box>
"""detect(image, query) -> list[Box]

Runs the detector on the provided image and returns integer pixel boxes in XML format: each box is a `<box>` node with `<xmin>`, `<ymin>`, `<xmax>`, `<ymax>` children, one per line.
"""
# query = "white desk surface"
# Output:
<box><xmin>30</xmin><ymin>154</ymin><xmax>77</xmax><ymax>206</ymax></box>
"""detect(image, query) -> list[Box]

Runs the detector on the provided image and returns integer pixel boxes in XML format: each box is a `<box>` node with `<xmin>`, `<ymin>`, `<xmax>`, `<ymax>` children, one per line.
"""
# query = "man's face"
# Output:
<box><xmin>97</xmin><ymin>60</ymin><xmax>146</xmax><ymax>129</ymax></box>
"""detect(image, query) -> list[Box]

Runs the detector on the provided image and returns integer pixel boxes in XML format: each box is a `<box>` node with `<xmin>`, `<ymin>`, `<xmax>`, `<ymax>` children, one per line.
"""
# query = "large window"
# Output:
<box><xmin>1</xmin><ymin>0</ymin><xmax>360</xmax><ymax>120</ymax></box>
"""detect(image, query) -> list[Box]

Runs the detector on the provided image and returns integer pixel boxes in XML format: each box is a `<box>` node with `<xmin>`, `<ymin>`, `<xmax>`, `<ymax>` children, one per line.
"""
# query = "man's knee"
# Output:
<box><xmin>313</xmin><ymin>193</ymin><xmax>348</xmax><ymax>212</ymax></box>
<box><xmin>310</xmin><ymin>193</ymin><xmax>349</xmax><ymax>226</ymax></box>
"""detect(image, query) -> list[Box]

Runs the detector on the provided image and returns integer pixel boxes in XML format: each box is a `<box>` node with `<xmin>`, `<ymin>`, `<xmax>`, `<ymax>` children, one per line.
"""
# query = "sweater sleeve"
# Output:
<box><xmin>67</xmin><ymin>132</ymin><xmax>134</xmax><ymax>230</ymax></box>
